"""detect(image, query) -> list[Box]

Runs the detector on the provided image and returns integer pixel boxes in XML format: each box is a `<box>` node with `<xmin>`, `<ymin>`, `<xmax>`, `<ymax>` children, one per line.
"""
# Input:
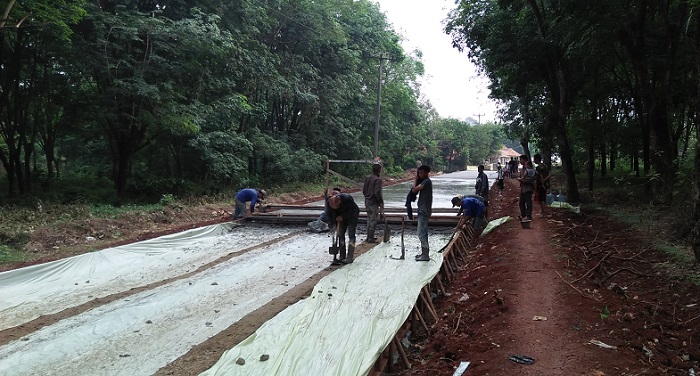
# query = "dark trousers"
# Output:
<box><xmin>338</xmin><ymin>218</ymin><xmax>357</xmax><ymax>247</ymax></box>
<box><xmin>519</xmin><ymin>191</ymin><xmax>533</xmax><ymax>219</ymax></box>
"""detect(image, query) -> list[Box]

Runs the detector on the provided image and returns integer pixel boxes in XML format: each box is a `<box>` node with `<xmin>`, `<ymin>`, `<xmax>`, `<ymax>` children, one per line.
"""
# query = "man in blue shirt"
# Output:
<box><xmin>452</xmin><ymin>195</ymin><xmax>486</xmax><ymax>231</ymax></box>
<box><xmin>233</xmin><ymin>188</ymin><xmax>266</xmax><ymax>220</ymax></box>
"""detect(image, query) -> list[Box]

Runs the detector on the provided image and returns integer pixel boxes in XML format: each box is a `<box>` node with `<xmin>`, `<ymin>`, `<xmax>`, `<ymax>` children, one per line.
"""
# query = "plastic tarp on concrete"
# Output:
<box><xmin>0</xmin><ymin>231</ymin><xmax>346</xmax><ymax>376</ymax></box>
<box><xmin>0</xmin><ymin>223</ymin><xmax>298</xmax><ymax>331</ymax></box>
<box><xmin>201</xmin><ymin>233</ymin><xmax>451</xmax><ymax>376</ymax></box>
<box><xmin>481</xmin><ymin>216</ymin><xmax>512</xmax><ymax>237</ymax></box>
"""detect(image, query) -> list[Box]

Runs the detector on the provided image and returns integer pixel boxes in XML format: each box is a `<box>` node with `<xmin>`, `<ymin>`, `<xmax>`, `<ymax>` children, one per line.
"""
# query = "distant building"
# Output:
<box><xmin>495</xmin><ymin>147</ymin><xmax>520</xmax><ymax>165</ymax></box>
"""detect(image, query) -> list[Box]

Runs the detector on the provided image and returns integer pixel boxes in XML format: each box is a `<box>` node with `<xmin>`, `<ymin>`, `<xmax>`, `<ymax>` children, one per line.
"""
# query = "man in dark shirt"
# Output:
<box><xmin>533</xmin><ymin>154</ymin><xmax>551</xmax><ymax>217</ymax></box>
<box><xmin>474</xmin><ymin>164</ymin><xmax>489</xmax><ymax>219</ymax></box>
<box><xmin>362</xmin><ymin>163</ymin><xmax>384</xmax><ymax>243</ymax></box>
<box><xmin>412</xmin><ymin>165</ymin><xmax>433</xmax><ymax>261</ymax></box>
<box><xmin>327</xmin><ymin>193</ymin><xmax>360</xmax><ymax>264</ymax></box>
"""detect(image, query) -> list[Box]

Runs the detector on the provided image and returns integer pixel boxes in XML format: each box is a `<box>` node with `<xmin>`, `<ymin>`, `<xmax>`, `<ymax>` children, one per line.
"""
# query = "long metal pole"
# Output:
<box><xmin>373</xmin><ymin>57</ymin><xmax>385</xmax><ymax>159</ymax></box>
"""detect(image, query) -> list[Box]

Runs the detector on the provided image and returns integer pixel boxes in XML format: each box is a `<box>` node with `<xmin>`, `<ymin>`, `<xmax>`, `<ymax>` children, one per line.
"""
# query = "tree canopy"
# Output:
<box><xmin>446</xmin><ymin>0</ymin><xmax>700</xmax><ymax>260</ymax></box>
<box><xmin>0</xmin><ymin>0</ymin><xmax>509</xmax><ymax>200</ymax></box>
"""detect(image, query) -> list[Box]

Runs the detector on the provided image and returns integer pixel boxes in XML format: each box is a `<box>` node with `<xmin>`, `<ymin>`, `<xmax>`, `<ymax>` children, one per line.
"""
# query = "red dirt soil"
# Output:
<box><xmin>398</xmin><ymin>178</ymin><xmax>700</xmax><ymax>375</ymax></box>
<box><xmin>4</xmin><ymin>175</ymin><xmax>700</xmax><ymax>375</ymax></box>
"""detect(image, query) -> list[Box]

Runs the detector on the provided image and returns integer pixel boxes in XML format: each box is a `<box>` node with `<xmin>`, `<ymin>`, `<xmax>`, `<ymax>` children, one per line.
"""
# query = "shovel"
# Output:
<box><xmin>329</xmin><ymin>220</ymin><xmax>340</xmax><ymax>265</ymax></box>
<box><xmin>390</xmin><ymin>216</ymin><xmax>405</xmax><ymax>260</ymax></box>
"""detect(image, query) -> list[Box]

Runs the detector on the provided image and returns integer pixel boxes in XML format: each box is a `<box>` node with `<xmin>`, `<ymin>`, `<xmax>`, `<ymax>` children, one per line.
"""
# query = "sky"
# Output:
<box><xmin>373</xmin><ymin>0</ymin><xmax>500</xmax><ymax>123</ymax></box>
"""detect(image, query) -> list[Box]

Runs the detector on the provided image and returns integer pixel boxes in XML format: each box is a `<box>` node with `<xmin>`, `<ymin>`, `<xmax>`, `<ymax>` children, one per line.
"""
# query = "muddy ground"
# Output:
<box><xmin>3</xmin><ymin>175</ymin><xmax>700</xmax><ymax>375</ymax></box>
<box><xmin>398</xmin><ymin>178</ymin><xmax>700</xmax><ymax>375</ymax></box>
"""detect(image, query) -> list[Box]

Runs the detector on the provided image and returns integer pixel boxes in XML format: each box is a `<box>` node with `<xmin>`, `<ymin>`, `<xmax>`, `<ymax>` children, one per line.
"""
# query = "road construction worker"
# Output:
<box><xmin>363</xmin><ymin>163</ymin><xmax>384</xmax><ymax>243</ymax></box>
<box><xmin>327</xmin><ymin>193</ymin><xmax>360</xmax><ymax>264</ymax></box>
<box><xmin>307</xmin><ymin>187</ymin><xmax>341</xmax><ymax>232</ymax></box>
<box><xmin>452</xmin><ymin>195</ymin><xmax>486</xmax><ymax>231</ymax></box>
<box><xmin>233</xmin><ymin>188</ymin><xmax>266</xmax><ymax>220</ymax></box>
<box><xmin>413</xmin><ymin>165</ymin><xmax>433</xmax><ymax>261</ymax></box>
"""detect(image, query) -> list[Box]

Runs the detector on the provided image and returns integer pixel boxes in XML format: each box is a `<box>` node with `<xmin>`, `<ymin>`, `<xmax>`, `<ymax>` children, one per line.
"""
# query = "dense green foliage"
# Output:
<box><xmin>445</xmin><ymin>0</ymin><xmax>700</xmax><ymax>260</ymax></box>
<box><xmin>0</xmin><ymin>0</ymin><xmax>506</xmax><ymax>203</ymax></box>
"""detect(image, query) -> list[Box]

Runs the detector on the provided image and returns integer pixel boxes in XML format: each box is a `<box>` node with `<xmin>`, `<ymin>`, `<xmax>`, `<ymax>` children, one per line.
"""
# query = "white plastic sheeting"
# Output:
<box><xmin>549</xmin><ymin>201</ymin><xmax>581</xmax><ymax>213</ymax></box>
<box><xmin>481</xmin><ymin>216</ymin><xmax>512</xmax><ymax>237</ymax></box>
<box><xmin>0</xmin><ymin>223</ymin><xmax>297</xmax><ymax>330</ymax></box>
<box><xmin>0</xmin><ymin>231</ymin><xmax>342</xmax><ymax>376</ymax></box>
<box><xmin>201</xmin><ymin>233</ymin><xmax>451</xmax><ymax>376</ymax></box>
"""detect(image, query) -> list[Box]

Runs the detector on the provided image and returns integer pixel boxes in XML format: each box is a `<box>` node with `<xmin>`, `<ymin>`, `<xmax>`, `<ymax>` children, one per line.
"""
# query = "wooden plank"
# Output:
<box><xmin>327</xmin><ymin>169</ymin><xmax>362</xmax><ymax>187</ymax></box>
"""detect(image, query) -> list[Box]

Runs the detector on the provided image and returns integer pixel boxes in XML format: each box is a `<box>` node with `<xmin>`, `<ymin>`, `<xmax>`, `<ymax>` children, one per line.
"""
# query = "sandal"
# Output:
<box><xmin>508</xmin><ymin>354</ymin><xmax>535</xmax><ymax>365</ymax></box>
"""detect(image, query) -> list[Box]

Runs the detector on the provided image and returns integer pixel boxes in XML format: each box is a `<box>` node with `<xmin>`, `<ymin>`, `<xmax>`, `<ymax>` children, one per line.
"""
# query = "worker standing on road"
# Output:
<box><xmin>363</xmin><ymin>163</ymin><xmax>384</xmax><ymax>243</ymax></box>
<box><xmin>413</xmin><ymin>165</ymin><xmax>433</xmax><ymax>261</ymax></box>
<box><xmin>327</xmin><ymin>193</ymin><xmax>360</xmax><ymax>264</ymax></box>
<box><xmin>475</xmin><ymin>164</ymin><xmax>489</xmax><ymax>219</ymax></box>
<box><xmin>517</xmin><ymin>155</ymin><xmax>536</xmax><ymax>221</ymax></box>
<box><xmin>233</xmin><ymin>188</ymin><xmax>266</xmax><ymax>220</ymax></box>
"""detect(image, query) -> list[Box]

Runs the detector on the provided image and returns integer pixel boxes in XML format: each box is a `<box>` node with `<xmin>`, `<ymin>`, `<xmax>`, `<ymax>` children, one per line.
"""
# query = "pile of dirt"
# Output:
<box><xmin>398</xmin><ymin>178</ymin><xmax>700</xmax><ymax>375</ymax></box>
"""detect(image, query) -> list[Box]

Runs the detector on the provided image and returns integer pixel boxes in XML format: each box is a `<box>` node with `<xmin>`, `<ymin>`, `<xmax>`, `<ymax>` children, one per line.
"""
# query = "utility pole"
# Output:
<box><xmin>474</xmin><ymin>113</ymin><xmax>485</xmax><ymax>124</ymax></box>
<box><xmin>373</xmin><ymin>56</ymin><xmax>386</xmax><ymax>159</ymax></box>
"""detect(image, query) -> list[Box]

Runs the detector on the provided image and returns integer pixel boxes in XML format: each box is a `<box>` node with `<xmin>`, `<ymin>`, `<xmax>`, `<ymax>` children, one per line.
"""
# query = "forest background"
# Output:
<box><xmin>1</xmin><ymin>0</ymin><xmax>700</xmax><ymax>266</ymax></box>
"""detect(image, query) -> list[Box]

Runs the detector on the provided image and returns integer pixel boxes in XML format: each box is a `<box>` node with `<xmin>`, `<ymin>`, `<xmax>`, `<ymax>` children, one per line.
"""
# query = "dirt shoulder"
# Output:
<box><xmin>400</xmin><ymin>177</ymin><xmax>700</xmax><ymax>375</ymax></box>
<box><xmin>5</xmin><ymin>172</ymin><xmax>700</xmax><ymax>375</ymax></box>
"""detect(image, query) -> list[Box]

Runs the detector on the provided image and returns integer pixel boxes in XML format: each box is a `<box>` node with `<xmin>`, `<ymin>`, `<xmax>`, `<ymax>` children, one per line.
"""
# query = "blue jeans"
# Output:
<box><xmin>417</xmin><ymin>212</ymin><xmax>429</xmax><ymax>250</ymax></box>
<box><xmin>233</xmin><ymin>197</ymin><xmax>246</xmax><ymax>219</ymax></box>
<box><xmin>318</xmin><ymin>210</ymin><xmax>329</xmax><ymax>223</ymax></box>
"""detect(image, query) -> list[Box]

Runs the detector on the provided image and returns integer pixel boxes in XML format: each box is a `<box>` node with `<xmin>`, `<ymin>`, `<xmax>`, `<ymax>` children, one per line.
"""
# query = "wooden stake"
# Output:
<box><xmin>387</xmin><ymin>337</ymin><xmax>395</xmax><ymax>372</ymax></box>
<box><xmin>421</xmin><ymin>287</ymin><xmax>439</xmax><ymax>322</ymax></box>
<box><xmin>441</xmin><ymin>262</ymin><xmax>453</xmax><ymax>283</ymax></box>
<box><xmin>435</xmin><ymin>273</ymin><xmax>447</xmax><ymax>296</ymax></box>
<box><xmin>393</xmin><ymin>335</ymin><xmax>412</xmax><ymax>369</ymax></box>
<box><xmin>413</xmin><ymin>306</ymin><xmax>430</xmax><ymax>334</ymax></box>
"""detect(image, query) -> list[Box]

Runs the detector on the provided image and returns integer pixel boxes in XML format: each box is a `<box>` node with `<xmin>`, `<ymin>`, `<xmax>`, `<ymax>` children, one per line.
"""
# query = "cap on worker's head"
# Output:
<box><xmin>259</xmin><ymin>189</ymin><xmax>267</xmax><ymax>197</ymax></box>
<box><xmin>451</xmin><ymin>196</ymin><xmax>461</xmax><ymax>208</ymax></box>
<box><xmin>331</xmin><ymin>187</ymin><xmax>342</xmax><ymax>195</ymax></box>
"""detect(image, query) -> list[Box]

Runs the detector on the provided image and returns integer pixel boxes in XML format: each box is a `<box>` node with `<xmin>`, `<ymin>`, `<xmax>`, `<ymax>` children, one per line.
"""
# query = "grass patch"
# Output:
<box><xmin>654</xmin><ymin>241</ymin><xmax>695</xmax><ymax>264</ymax></box>
<box><xmin>0</xmin><ymin>245</ymin><xmax>26</xmax><ymax>263</ymax></box>
<box><xmin>650</xmin><ymin>242</ymin><xmax>700</xmax><ymax>285</ymax></box>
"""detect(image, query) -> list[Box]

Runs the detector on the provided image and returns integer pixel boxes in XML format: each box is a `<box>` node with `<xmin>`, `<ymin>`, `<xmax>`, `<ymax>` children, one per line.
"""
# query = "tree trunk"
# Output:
<box><xmin>0</xmin><ymin>149</ymin><xmax>13</xmax><ymax>196</ymax></box>
<box><xmin>520</xmin><ymin>137</ymin><xmax>530</xmax><ymax>161</ymax></box>
<box><xmin>599</xmin><ymin>142</ymin><xmax>607</xmax><ymax>177</ymax></box>
<box><xmin>586</xmin><ymin>134</ymin><xmax>594</xmax><ymax>191</ymax></box>
<box><xmin>694</xmin><ymin>73</ymin><xmax>700</xmax><ymax>262</ymax></box>
<box><xmin>610</xmin><ymin>142</ymin><xmax>616</xmax><ymax>171</ymax></box>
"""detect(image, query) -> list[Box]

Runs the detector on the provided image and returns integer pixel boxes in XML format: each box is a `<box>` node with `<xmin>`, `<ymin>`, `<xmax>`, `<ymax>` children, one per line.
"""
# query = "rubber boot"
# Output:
<box><xmin>338</xmin><ymin>243</ymin><xmax>347</xmax><ymax>262</ymax></box>
<box><xmin>415</xmin><ymin>247</ymin><xmax>430</xmax><ymax>262</ymax></box>
<box><xmin>341</xmin><ymin>243</ymin><xmax>355</xmax><ymax>264</ymax></box>
<box><xmin>365</xmin><ymin>228</ymin><xmax>378</xmax><ymax>243</ymax></box>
